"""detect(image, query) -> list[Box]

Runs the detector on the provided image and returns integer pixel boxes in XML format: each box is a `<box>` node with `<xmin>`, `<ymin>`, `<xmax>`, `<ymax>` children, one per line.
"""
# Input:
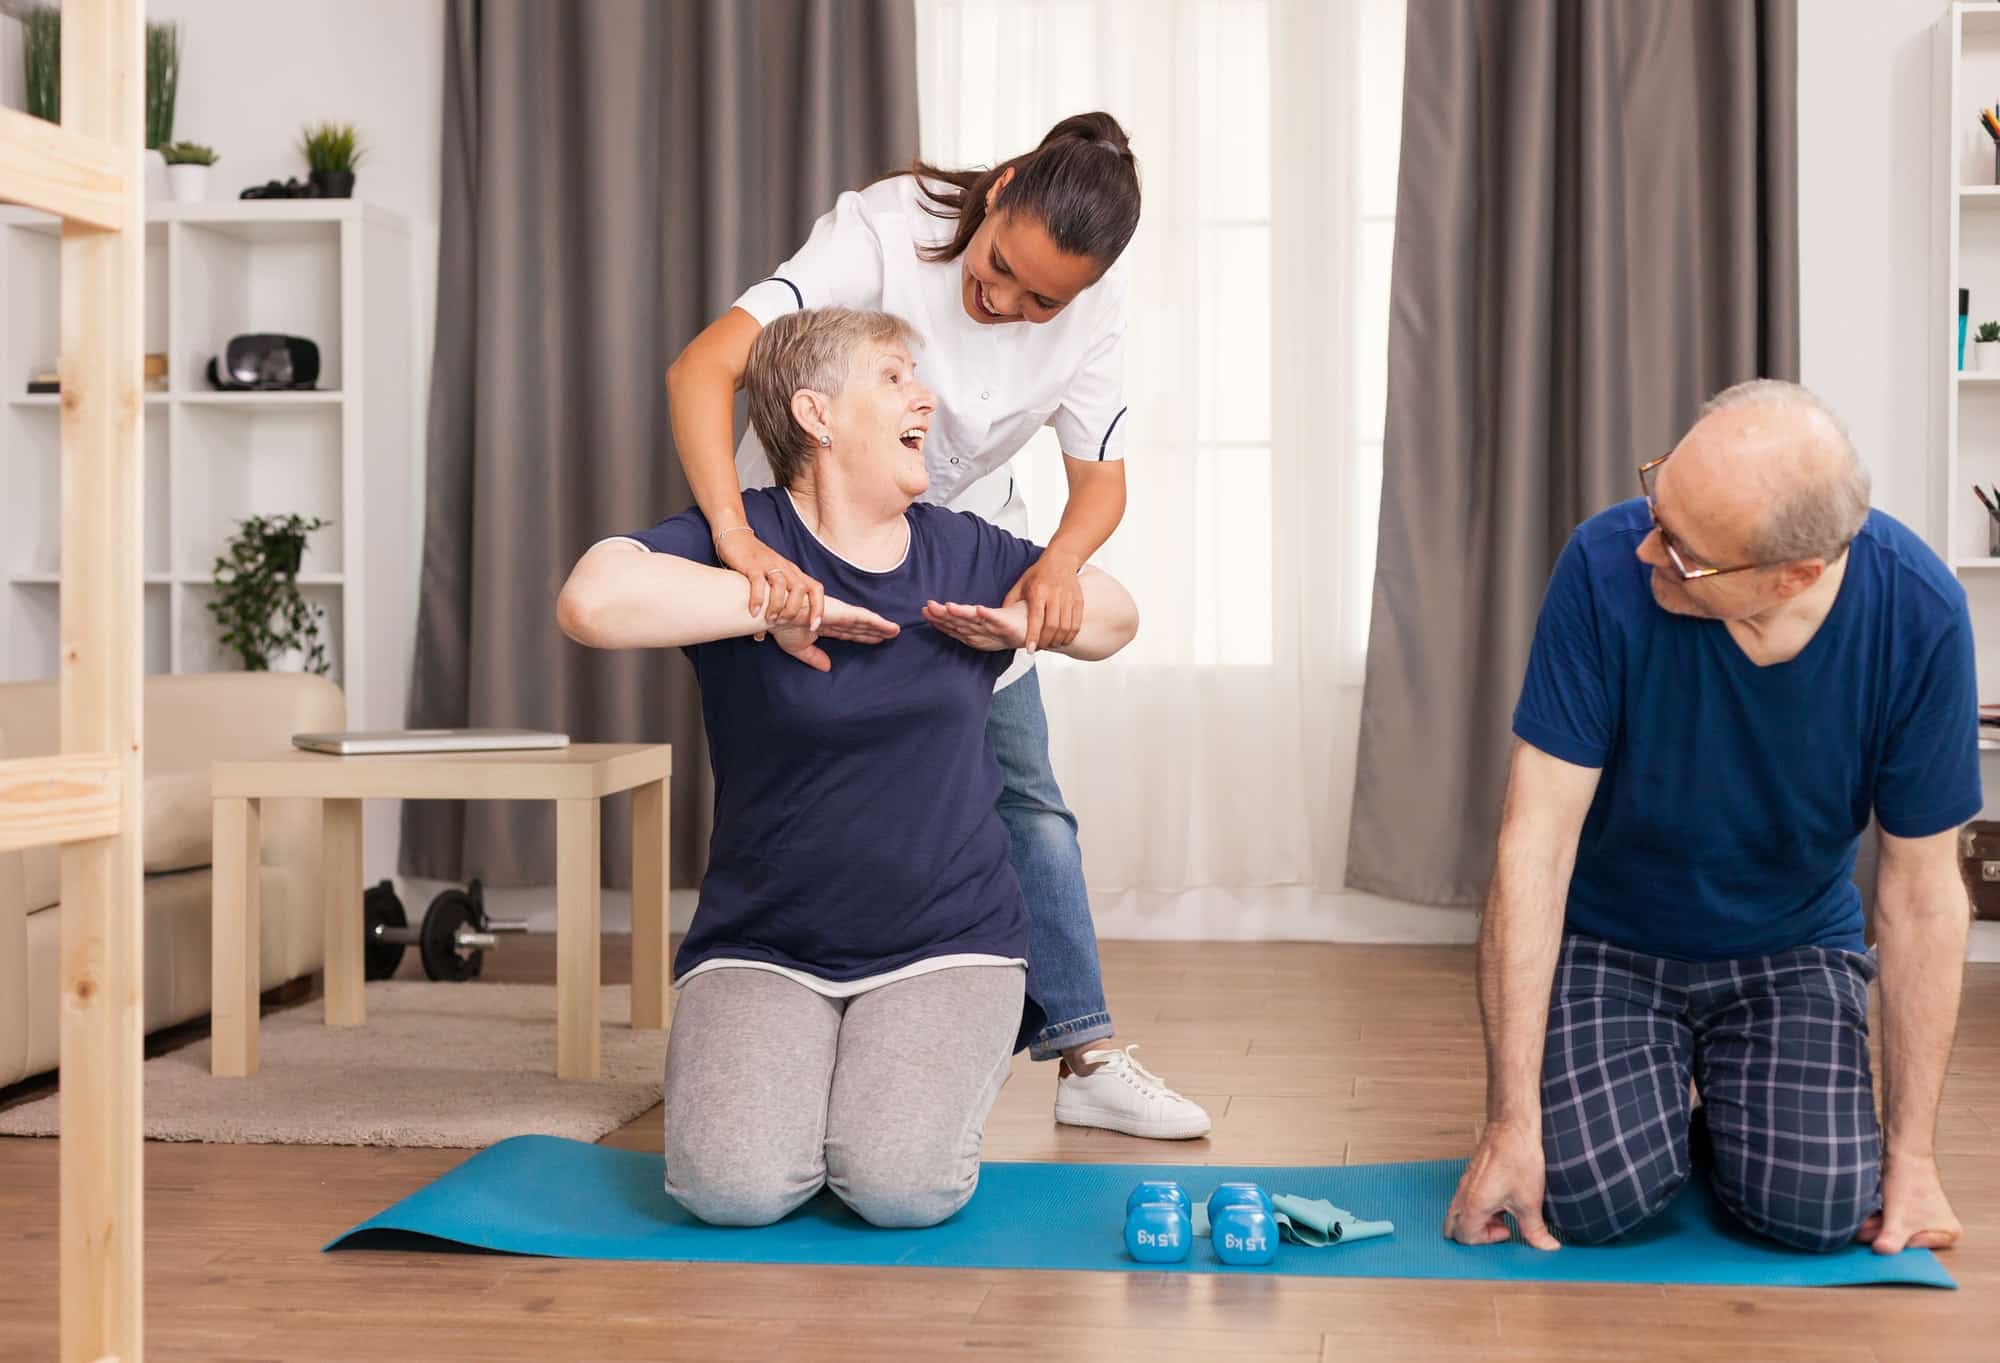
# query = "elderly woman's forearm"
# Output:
<box><xmin>1053</xmin><ymin>567</ymin><xmax>1139</xmax><ymax>660</ymax></box>
<box><xmin>557</xmin><ymin>547</ymin><xmax>758</xmax><ymax>649</ymax></box>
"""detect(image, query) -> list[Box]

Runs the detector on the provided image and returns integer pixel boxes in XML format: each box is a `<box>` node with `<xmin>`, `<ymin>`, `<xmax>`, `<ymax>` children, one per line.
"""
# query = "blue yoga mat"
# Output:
<box><xmin>325</xmin><ymin>1135</ymin><xmax>1954</xmax><ymax>1289</ymax></box>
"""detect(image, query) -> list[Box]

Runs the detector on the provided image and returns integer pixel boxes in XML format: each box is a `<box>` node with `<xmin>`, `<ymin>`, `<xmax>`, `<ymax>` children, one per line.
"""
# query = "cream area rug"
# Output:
<box><xmin>0</xmin><ymin>982</ymin><xmax>666</xmax><ymax>1148</ymax></box>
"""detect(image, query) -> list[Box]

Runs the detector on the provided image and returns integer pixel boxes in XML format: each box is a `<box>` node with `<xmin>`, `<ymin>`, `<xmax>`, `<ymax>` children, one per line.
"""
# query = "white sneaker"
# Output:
<box><xmin>1053</xmin><ymin>1044</ymin><xmax>1212</xmax><ymax>1140</ymax></box>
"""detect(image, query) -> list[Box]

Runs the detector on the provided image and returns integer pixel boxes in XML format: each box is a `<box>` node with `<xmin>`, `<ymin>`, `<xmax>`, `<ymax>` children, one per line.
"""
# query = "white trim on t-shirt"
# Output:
<box><xmin>675</xmin><ymin>953</ymin><xmax>1027</xmax><ymax>999</ymax></box>
<box><xmin>781</xmin><ymin>489</ymin><xmax>912</xmax><ymax>574</ymax></box>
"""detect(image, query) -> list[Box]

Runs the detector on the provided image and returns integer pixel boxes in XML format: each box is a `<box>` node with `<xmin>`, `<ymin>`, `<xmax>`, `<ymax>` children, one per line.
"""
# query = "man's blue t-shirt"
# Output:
<box><xmin>622</xmin><ymin>487</ymin><xmax>1045</xmax><ymax>1042</ymax></box>
<box><xmin>1513</xmin><ymin>499</ymin><xmax>1980</xmax><ymax>962</ymax></box>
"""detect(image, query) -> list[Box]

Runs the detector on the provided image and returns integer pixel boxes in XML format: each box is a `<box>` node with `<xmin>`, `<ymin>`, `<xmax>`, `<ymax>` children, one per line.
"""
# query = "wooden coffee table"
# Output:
<box><xmin>208</xmin><ymin>743</ymin><xmax>672</xmax><ymax>1081</ymax></box>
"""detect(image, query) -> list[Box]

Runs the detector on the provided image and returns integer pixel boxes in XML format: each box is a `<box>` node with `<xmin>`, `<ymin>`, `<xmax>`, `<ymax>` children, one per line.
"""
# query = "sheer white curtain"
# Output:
<box><xmin>918</xmin><ymin>0</ymin><xmax>1443</xmax><ymax>938</ymax></box>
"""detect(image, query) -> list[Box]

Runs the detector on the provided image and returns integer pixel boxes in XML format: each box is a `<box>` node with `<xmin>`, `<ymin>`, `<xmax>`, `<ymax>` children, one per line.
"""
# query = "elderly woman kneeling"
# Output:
<box><xmin>556</xmin><ymin>306</ymin><xmax>1139</xmax><ymax>1227</ymax></box>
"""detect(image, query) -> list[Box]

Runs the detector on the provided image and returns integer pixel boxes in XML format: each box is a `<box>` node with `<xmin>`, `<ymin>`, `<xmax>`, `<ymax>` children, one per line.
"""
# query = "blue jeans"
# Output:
<box><xmin>988</xmin><ymin>669</ymin><xmax>1114</xmax><ymax>1061</ymax></box>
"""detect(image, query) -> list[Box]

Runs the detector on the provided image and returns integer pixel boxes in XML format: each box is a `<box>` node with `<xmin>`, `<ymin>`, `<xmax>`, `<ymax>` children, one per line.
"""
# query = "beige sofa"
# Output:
<box><xmin>0</xmin><ymin>672</ymin><xmax>344</xmax><ymax>1087</ymax></box>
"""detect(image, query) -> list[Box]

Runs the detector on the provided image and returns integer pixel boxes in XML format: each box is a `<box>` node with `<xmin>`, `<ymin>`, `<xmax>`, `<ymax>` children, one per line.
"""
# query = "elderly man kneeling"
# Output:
<box><xmin>1446</xmin><ymin>380</ymin><xmax>1972</xmax><ymax>1258</ymax></box>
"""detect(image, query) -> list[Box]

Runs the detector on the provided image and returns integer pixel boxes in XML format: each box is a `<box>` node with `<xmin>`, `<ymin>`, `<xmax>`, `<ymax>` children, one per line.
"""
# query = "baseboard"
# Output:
<box><xmin>1082</xmin><ymin>887</ymin><xmax>1478</xmax><ymax>943</ymax></box>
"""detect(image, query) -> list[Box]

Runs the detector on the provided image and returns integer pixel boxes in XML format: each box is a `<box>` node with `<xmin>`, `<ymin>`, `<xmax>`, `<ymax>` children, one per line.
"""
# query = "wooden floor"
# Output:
<box><xmin>1</xmin><ymin>938</ymin><xmax>1995</xmax><ymax>1361</ymax></box>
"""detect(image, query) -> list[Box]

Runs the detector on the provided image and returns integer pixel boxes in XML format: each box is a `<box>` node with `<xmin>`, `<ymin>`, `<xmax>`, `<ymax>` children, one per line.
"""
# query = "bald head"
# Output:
<box><xmin>1674</xmin><ymin>380</ymin><xmax>1871</xmax><ymax>566</ymax></box>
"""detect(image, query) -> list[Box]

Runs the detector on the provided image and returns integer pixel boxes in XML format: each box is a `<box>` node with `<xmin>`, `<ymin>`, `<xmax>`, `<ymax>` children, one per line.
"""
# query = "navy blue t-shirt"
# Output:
<box><xmin>1513</xmin><ymin>499</ymin><xmax>1980</xmax><ymax>962</ymax></box>
<box><xmin>622</xmin><ymin>487</ymin><xmax>1046</xmax><ymax>1042</ymax></box>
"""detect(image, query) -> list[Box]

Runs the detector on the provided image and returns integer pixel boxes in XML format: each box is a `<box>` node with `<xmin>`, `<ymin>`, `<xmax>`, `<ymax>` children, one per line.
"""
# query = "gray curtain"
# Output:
<box><xmin>401</xmin><ymin>0</ymin><xmax>919</xmax><ymax>887</ymax></box>
<box><xmin>1346</xmin><ymin>0</ymin><xmax>1798</xmax><ymax>906</ymax></box>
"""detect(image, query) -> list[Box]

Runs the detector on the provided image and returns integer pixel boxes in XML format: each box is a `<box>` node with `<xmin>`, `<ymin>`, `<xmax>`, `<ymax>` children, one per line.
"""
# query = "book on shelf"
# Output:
<box><xmin>26</xmin><ymin>354</ymin><xmax>167</xmax><ymax>394</ymax></box>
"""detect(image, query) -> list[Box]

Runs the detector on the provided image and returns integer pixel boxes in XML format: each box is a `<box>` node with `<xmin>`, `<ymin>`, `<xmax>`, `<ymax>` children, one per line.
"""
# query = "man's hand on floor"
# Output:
<box><xmin>1861</xmin><ymin>1152</ymin><xmax>1962</xmax><ymax>1255</ymax></box>
<box><xmin>1442</xmin><ymin>1119</ymin><xmax>1560</xmax><ymax>1250</ymax></box>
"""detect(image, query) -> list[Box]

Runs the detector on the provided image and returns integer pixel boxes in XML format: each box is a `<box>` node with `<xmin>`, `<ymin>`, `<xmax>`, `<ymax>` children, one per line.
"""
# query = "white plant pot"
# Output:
<box><xmin>167</xmin><ymin>163</ymin><xmax>209</xmax><ymax>204</ymax></box>
<box><xmin>144</xmin><ymin>148</ymin><xmax>169</xmax><ymax>202</ymax></box>
<box><xmin>1978</xmin><ymin>341</ymin><xmax>2000</xmax><ymax>373</ymax></box>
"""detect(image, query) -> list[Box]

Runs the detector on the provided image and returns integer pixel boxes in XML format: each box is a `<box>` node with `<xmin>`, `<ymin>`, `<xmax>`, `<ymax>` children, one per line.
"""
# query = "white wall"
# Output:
<box><xmin>1798</xmin><ymin>0</ymin><xmax>1946</xmax><ymax>541</ymax></box>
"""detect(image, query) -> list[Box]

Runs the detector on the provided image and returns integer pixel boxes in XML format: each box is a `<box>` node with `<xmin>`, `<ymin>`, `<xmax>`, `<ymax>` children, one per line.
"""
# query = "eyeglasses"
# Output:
<box><xmin>1638</xmin><ymin>453</ymin><xmax>1764</xmax><ymax>581</ymax></box>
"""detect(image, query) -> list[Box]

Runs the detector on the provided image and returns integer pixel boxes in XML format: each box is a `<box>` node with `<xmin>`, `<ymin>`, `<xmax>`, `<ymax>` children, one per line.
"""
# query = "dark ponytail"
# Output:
<box><xmin>910</xmin><ymin>112</ymin><xmax>1141</xmax><ymax>271</ymax></box>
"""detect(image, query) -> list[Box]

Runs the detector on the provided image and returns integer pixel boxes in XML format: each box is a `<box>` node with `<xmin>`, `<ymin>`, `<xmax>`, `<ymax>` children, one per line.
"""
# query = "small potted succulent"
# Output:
<box><xmin>208</xmin><ymin>513</ymin><xmax>333</xmax><ymax>674</ymax></box>
<box><xmin>300</xmin><ymin>122</ymin><xmax>364</xmax><ymax>199</ymax></box>
<box><xmin>161</xmin><ymin>141</ymin><xmax>218</xmax><ymax>203</ymax></box>
<box><xmin>1978</xmin><ymin>322</ymin><xmax>2000</xmax><ymax>374</ymax></box>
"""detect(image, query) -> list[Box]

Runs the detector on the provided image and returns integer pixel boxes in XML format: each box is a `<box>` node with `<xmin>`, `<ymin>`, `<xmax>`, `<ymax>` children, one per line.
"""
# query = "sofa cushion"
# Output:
<box><xmin>20</xmin><ymin>767</ymin><xmax>214</xmax><ymax>912</ymax></box>
<box><xmin>144</xmin><ymin>767</ymin><xmax>212</xmax><ymax>874</ymax></box>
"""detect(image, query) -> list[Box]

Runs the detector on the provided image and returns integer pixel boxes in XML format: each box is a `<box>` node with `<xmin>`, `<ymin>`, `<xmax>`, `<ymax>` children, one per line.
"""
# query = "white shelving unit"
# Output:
<box><xmin>1938</xmin><ymin>6</ymin><xmax>2000</xmax><ymax>568</ymax></box>
<box><xmin>1936</xmin><ymin>2</ymin><xmax>2000</xmax><ymax>962</ymax></box>
<box><xmin>0</xmin><ymin>199</ymin><xmax>412</xmax><ymax>730</ymax></box>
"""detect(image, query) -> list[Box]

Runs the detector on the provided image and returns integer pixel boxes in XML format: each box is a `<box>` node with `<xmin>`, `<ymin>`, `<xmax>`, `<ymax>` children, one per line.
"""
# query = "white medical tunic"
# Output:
<box><xmin>730</xmin><ymin>174</ymin><xmax>1131</xmax><ymax>689</ymax></box>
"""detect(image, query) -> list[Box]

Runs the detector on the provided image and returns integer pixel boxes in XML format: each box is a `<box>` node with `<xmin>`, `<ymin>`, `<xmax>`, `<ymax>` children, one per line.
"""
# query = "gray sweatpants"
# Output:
<box><xmin>662</xmin><ymin>964</ymin><xmax>1024</xmax><ymax>1228</ymax></box>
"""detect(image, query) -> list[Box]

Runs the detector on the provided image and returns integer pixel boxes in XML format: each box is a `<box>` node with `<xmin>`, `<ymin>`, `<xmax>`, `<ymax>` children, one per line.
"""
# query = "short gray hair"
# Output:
<box><xmin>1700</xmin><ymin>378</ymin><xmax>1871</xmax><ymax>564</ymax></box>
<box><xmin>743</xmin><ymin>308</ymin><xmax>922</xmax><ymax>488</ymax></box>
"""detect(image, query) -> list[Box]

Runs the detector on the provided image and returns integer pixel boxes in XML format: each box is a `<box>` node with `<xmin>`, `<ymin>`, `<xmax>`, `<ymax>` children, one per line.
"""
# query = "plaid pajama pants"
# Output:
<box><xmin>1539</xmin><ymin>934</ymin><xmax>1881</xmax><ymax>1251</ymax></box>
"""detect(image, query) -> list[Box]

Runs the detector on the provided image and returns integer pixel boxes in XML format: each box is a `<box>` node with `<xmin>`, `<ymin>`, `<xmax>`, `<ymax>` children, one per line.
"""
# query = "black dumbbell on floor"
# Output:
<box><xmin>362</xmin><ymin>878</ymin><xmax>529</xmax><ymax>981</ymax></box>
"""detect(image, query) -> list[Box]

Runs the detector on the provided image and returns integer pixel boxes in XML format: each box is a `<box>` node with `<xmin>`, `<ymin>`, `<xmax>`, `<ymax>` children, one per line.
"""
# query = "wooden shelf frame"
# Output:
<box><xmin>0</xmin><ymin>2</ymin><xmax>150</xmax><ymax>1360</ymax></box>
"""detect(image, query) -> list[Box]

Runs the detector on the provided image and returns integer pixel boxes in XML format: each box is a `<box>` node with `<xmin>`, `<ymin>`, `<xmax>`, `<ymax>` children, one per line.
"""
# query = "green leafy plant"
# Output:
<box><xmin>145</xmin><ymin>20</ymin><xmax>181</xmax><ymax>149</ymax></box>
<box><xmin>24</xmin><ymin>12</ymin><xmax>181</xmax><ymax>145</ymax></box>
<box><xmin>22</xmin><ymin>6</ymin><xmax>59</xmax><ymax>124</ymax></box>
<box><xmin>300</xmin><ymin>122</ymin><xmax>365</xmax><ymax>174</ymax></box>
<box><xmin>1979</xmin><ymin>322</ymin><xmax>2000</xmax><ymax>345</ymax></box>
<box><xmin>160</xmin><ymin>140</ymin><xmax>218</xmax><ymax>167</ymax></box>
<box><xmin>207</xmin><ymin>514</ymin><xmax>332</xmax><ymax>675</ymax></box>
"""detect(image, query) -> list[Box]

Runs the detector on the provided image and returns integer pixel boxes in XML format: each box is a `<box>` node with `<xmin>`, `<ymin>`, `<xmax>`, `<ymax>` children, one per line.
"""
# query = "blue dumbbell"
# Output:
<box><xmin>1205</xmin><ymin>1181</ymin><xmax>1273</xmax><ymax>1226</ymax></box>
<box><xmin>1125</xmin><ymin>1180</ymin><xmax>1191</xmax><ymax>1219</ymax></box>
<box><xmin>1211</xmin><ymin>1200</ymin><xmax>1278</xmax><ymax>1265</ymax></box>
<box><xmin>1124</xmin><ymin>1199</ymin><xmax>1194</xmax><ymax>1263</ymax></box>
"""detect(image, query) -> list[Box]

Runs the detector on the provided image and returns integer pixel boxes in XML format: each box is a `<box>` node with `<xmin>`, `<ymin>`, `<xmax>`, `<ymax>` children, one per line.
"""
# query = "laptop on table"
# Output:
<box><xmin>291</xmin><ymin>729</ymin><xmax>571</xmax><ymax>756</ymax></box>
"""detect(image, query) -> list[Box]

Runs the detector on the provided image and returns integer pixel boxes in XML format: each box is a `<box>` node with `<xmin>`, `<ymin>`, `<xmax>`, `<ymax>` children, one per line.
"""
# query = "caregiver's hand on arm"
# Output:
<box><xmin>768</xmin><ymin>598</ymin><xmax>905</xmax><ymax>672</ymax></box>
<box><xmin>1004</xmin><ymin>457</ymin><xmax>1128</xmax><ymax>650</ymax></box>
<box><xmin>556</xmin><ymin>541</ymin><xmax>895</xmax><ymax>653</ymax></box>
<box><xmin>925</xmin><ymin>565</ymin><xmax>1138</xmax><ymax>661</ymax></box>
<box><xmin>1861</xmin><ymin>825</ymin><xmax>1969</xmax><ymax>1255</ymax></box>
<box><xmin>666</xmin><ymin>307</ymin><xmax>824</xmax><ymax>632</ymax></box>
<box><xmin>1443</xmin><ymin>740</ymin><xmax>1600</xmax><ymax>1251</ymax></box>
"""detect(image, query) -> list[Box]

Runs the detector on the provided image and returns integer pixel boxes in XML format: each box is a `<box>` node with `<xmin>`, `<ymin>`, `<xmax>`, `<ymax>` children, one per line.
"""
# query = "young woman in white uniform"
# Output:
<box><xmin>666</xmin><ymin>112</ymin><xmax>1208</xmax><ymax>1139</ymax></box>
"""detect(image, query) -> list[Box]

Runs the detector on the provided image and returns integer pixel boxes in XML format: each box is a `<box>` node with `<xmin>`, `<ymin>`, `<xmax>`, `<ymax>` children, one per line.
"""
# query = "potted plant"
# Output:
<box><xmin>1978</xmin><ymin>322</ymin><xmax>2000</xmax><ymax>373</ymax></box>
<box><xmin>144</xmin><ymin>19</ymin><xmax>181</xmax><ymax>198</ymax></box>
<box><xmin>300</xmin><ymin>122</ymin><xmax>364</xmax><ymax>199</ymax></box>
<box><xmin>161</xmin><ymin>141</ymin><xmax>218</xmax><ymax>204</ymax></box>
<box><xmin>207</xmin><ymin>514</ymin><xmax>333</xmax><ymax>675</ymax></box>
<box><xmin>27</xmin><ymin>12</ymin><xmax>183</xmax><ymax>192</ymax></box>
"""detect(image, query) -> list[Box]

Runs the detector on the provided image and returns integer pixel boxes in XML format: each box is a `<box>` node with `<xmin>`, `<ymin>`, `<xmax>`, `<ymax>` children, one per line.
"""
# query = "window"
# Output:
<box><xmin>916</xmin><ymin>0</ymin><xmax>1406</xmax><ymax>669</ymax></box>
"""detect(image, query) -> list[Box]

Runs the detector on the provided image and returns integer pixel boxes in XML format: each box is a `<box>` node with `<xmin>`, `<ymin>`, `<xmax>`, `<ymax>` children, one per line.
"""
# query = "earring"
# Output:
<box><xmin>819</xmin><ymin>435</ymin><xmax>831</xmax><ymax>446</ymax></box>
